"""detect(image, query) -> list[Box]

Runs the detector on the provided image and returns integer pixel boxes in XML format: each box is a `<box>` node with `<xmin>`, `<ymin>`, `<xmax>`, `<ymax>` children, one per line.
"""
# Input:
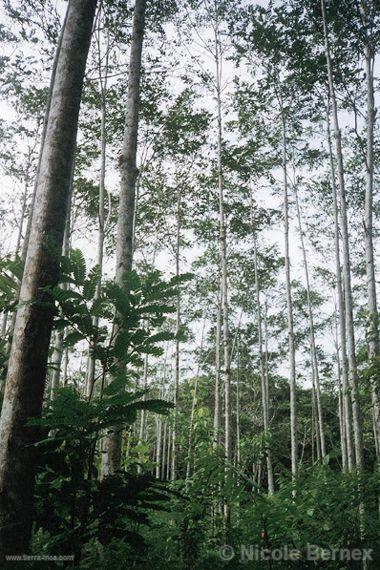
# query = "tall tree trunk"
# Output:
<box><xmin>186</xmin><ymin>320</ymin><xmax>206</xmax><ymax>480</ymax></box>
<box><xmin>5</xmin><ymin>7</ymin><xmax>70</xmax><ymax>349</ymax></box>
<box><xmin>361</xmin><ymin>2</ymin><xmax>380</xmax><ymax>456</ymax></box>
<box><xmin>213</xmin><ymin>283</ymin><xmax>222</xmax><ymax>448</ymax></box>
<box><xmin>156</xmin><ymin>343</ymin><xmax>169</xmax><ymax>479</ymax></box>
<box><xmin>86</xmin><ymin>32</ymin><xmax>109</xmax><ymax>398</ymax></box>
<box><xmin>50</xmin><ymin>173</ymin><xmax>73</xmax><ymax>399</ymax></box>
<box><xmin>279</xmin><ymin>100</ymin><xmax>298</xmax><ymax>478</ymax></box>
<box><xmin>166</xmin><ymin>425</ymin><xmax>171</xmax><ymax>480</ymax></box>
<box><xmin>15</xmin><ymin>173</ymin><xmax>30</xmax><ymax>256</ymax></box>
<box><xmin>21</xmin><ymin>9</ymin><xmax>70</xmax><ymax>264</ymax></box>
<box><xmin>321</xmin><ymin>0</ymin><xmax>364</xmax><ymax>469</ymax></box>
<box><xmin>171</xmin><ymin>192</ymin><xmax>181</xmax><ymax>481</ymax></box>
<box><xmin>102</xmin><ymin>0</ymin><xmax>146</xmax><ymax>476</ymax></box>
<box><xmin>326</xmin><ymin>100</ymin><xmax>354</xmax><ymax>470</ymax></box>
<box><xmin>235</xmin><ymin>339</ymin><xmax>241</xmax><ymax>467</ymax></box>
<box><xmin>253</xmin><ymin>234</ymin><xmax>275</xmax><ymax>494</ymax></box>
<box><xmin>0</xmin><ymin>0</ymin><xmax>97</xmax><ymax>558</ymax></box>
<box><xmin>213</xmin><ymin>7</ymin><xmax>231</xmax><ymax>491</ymax></box>
<box><xmin>1</xmin><ymin>169</ymin><xmax>30</xmax><ymax>342</ymax></box>
<box><xmin>213</xmin><ymin>15</ymin><xmax>231</xmax><ymax>524</ymax></box>
<box><xmin>162</xmin><ymin>419</ymin><xmax>168</xmax><ymax>480</ymax></box>
<box><xmin>137</xmin><ymin>351</ymin><xmax>149</xmax><ymax>475</ymax></box>
<box><xmin>335</xmin><ymin>309</ymin><xmax>348</xmax><ymax>470</ymax></box>
<box><xmin>293</xmin><ymin>185</ymin><xmax>326</xmax><ymax>459</ymax></box>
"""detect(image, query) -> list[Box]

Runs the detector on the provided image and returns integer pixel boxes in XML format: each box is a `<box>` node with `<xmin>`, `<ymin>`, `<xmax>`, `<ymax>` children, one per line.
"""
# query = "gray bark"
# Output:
<box><xmin>236</xmin><ymin>340</ymin><xmax>241</xmax><ymax>466</ymax></box>
<box><xmin>155</xmin><ymin>344</ymin><xmax>169</xmax><ymax>479</ymax></box>
<box><xmin>293</xmin><ymin>185</ymin><xmax>326</xmax><ymax>459</ymax></box>
<box><xmin>171</xmin><ymin>192</ymin><xmax>181</xmax><ymax>481</ymax></box>
<box><xmin>334</xmin><ymin>310</ymin><xmax>348</xmax><ymax>470</ymax></box>
<box><xmin>280</xmin><ymin>102</ymin><xmax>298</xmax><ymax>478</ymax></box>
<box><xmin>213</xmin><ymin>284</ymin><xmax>222</xmax><ymax>448</ymax></box>
<box><xmin>102</xmin><ymin>0</ymin><xmax>146</xmax><ymax>476</ymax></box>
<box><xmin>186</xmin><ymin>320</ymin><xmax>206</xmax><ymax>481</ymax></box>
<box><xmin>326</xmin><ymin>101</ymin><xmax>354</xmax><ymax>470</ymax></box>
<box><xmin>0</xmin><ymin>0</ymin><xmax>97</xmax><ymax>557</ymax></box>
<box><xmin>21</xmin><ymin>7</ymin><xmax>70</xmax><ymax>263</ymax></box>
<box><xmin>85</xmin><ymin>31</ymin><xmax>109</xmax><ymax>398</ymax></box>
<box><xmin>361</xmin><ymin>3</ymin><xmax>380</xmax><ymax>456</ymax></box>
<box><xmin>322</xmin><ymin>0</ymin><xmax>364</xmax><ymax>469</ymax></box>
<box><xmin>253</xmin><ymin>233</ymin><xmax>275</xmax><ymax>494</ymax></box>
<box><xmin>213</xmin><ymin>10</ymin><xmax>231</xmax><ymax>472</ymax></box>
<box><xmin>50</xmin><ymin>174</ymin><xmax>73</xmax><ymax>399</ymax></box>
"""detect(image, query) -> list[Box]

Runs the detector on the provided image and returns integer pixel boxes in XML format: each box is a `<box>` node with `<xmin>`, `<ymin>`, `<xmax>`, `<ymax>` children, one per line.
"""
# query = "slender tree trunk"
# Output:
<box><xmin>236</xmin><ymin>340</ymin><xmax>241</xmax><ymax>467</ymax></box>
<box><xmin>362</xmin><ymin>13</ymin><xmax>380</xmax><ymax>456</ymax></box>
<box><xmin>15</xmin><ymin>174</ymin><xmax>30</xmax><ymax>256</ymax></box>
<box><xmin>1</xmin><ymin>170</ymin><xmax>30</xmax><ymax>342</ymax></box>
<box><xmin>86</xmin><ymin>61</ymin><xmax>109</xmax><ymax>397</ymax></box>
<box><xmin>166</xmin><ymin>425</ymin><xmax>171</xmax><ymax>480</ymax></box>
<box><xmin>137</xmin><ymin>351</ymin><xmax>149</xmax><ymax>474</ymax></box>
<box><xmin>313</xmin><ymin>386</ymin><xmax>321</xmax><ymax>462</ymax></box>
<box><xmin>162</xmin><ymin>419</ymin><xmax>168</xmax><ymax>480</ymax></box>
<box><xmin>213</xmin><ymin>284</ymin><xmax>222</xmax><ymax>448</ymax></box>
<box><xmin>155</xmin><ymin>415</ymin><xmax>162</xmax><ymax>479</ymax></box>
<box><xmin>326</xmin><ymin>101</ymin><xmax>354</xmax><ymax>470</ymax></box>
<box><xmin>214</xmin><ymin>22</ymin><xmax>232</xmax><ymax>524</ymax></box>
<box><xmin>279</xmin><ymin>101</ymin><xmax>297</xmax><ymax>478</ymax></box>
<box><xmin>102</xmin><ymin>0</ymin><xmax>146</xmax><ymax>476</ymax></box>
<box><xmin>171</xmin><ymin>192</ymin><xmax>181</xmax><ymax>481</ymax></box>
<box><xmin>156</xmin><ymin>344</ymin><xmax>169</xmax><ymax>479</ymax></box>
<box><xmin>253</xmin><ymin>234</ymin><xmax>275</xmax><ymax>494</ymax></box>
<box><xmin>322</xmin><ymin>0</ymin><xmax>364</xmax><ymax>469</ymax></box>
<box><xmin>186</xmin><ymin>320</ymin><xmax>206</xmax><ymax>480</ymax></box>
<box><xmin>293</xmin><ymin>185</ymin><xmax>326</xmax><ymax>459</ymax></box>
<box><xmin>213</xmin><ymin>12</ymin><xmax>231</xmax><ymax>506</ymax></box>
<box><xmin>311</xmin><ymin>389</ymin><xmax>316</xmax><ymax>464</ymax></box>
<box><xmin>50</xmin><ymin>175</ymin><xmax>73</xmax><ymax>399</ymax></box>
<box><xmin>335</xmin><ymin>311</ymin><xmax>348</xmax><ymax>470</ymax></box>
<box><xmin>85</xmin><ymin>24</ymin><xmax>110</xmax><ymax>399</ymax></box>
<box><xmin>0</xmin><ymin>0</ymin><xmax>97</xmax><ymax>558</ymax></box>
<box><xmin>62</xmin><ymin>347</ymin><xmax>69</xmax><ymax>385</ymax></box>
<box><xmin>21</xmin><ymin>9</ymin><xmax>70</xmax><ymax>264</ymax></box>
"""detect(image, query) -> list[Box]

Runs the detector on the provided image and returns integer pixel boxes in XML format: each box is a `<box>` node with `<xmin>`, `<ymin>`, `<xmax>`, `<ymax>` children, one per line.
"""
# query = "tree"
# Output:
<box><xmin>102</xmin><ymin>0</ymin><xmax>147</xmax><ymax>476</ymax></box>
<box><xmin>0</xmin><ymin>0</ymin><xmax>97</xmax><ymax>557</ymax></box>
<box><xmin>321</xmin><ymin>0</ymin><xmax>364</xmax><ymax>469</ymax></box>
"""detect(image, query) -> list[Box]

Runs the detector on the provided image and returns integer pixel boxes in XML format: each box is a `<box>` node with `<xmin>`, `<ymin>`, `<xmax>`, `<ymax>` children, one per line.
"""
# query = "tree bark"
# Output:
<box><xmin>322</xmin><ymin>0</ymin><xmax>364</xmax><ymax>469</ymax></box>
<box><xmin>253</xmin><ymin>233</ymin><xmax>275</xmax><ymax>494</ymax></box>
<box><xmin>293</xmin><ymin>185</ymin><xmax>326</xmax><ymax>459</ymax></box>
<box><xmin>213</xmin><ymin>6</ymin><xmax>231</xmax><ymax>476</ymax></box>
<box><xmin>213</xmin><ymin>284</ymin><xmax>222</xmax><ymax>448</ymax></box>
<box><xmin>0</xmin><ymin>0</ymin><xmax>97</xmax><ymax>558</ymax></box>
<box><xmin>186</xmin><ymin>319</ymin><xmax>206</xmax><ymax>481</ymax></box>
<box><xmin>279</xmin><ymin>101</ymin><xmax>298</xmax><ymax>479</ymax></box>
<box><xmin>21</xmin><ymin>7</ymin><xmax>70</xmax><ymax>264</ymax></box>
<box><xmin>171</xmin><ymin>192</ymin><xmax>181</xmax><ymax>481</ymax></box>
<box><xmin>334</xmin><ymin>309</ymin><xmax>348</xmax><ymax>470</ymax></box>
<box><xmin>213</xmin><ymin>14</ymin><xmax>231</xmax><ymax>524</ymax></box>
<box><xmin>326</xmin><ymin>100</ymin><xmax>354</xmax><ymax>470</ymax></box>
<box><xmin>86</xmin><ymin>24</ymin><xmax>110</xmax><ymax>399</ymax></box>
<box><xmin>50</xmin><ymin>174</ymin><xmax>73</xmax><ymax>399</ymax></box>
<box><xmin>361</xmin><ymin>2</ymin><xmax>380</xmax><ymax>456</ymax></box>
<box><xmin>102</xmin><ymin>0</ymin><xmax>146</xmax><ymax>476</ymax></box>
<box><xmin>137</xmin><ymin>351</ymin><xmax>149</xmax><ymax>474</ymax></box>
<box><xmin>235</xmin><ymin>339</ymin><xmax>241</xmax><ymax>467</ymax></box>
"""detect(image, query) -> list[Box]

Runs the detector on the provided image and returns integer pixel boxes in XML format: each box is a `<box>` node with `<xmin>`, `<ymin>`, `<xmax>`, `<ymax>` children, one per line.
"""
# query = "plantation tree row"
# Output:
<box><xmin>0</xmin><ymin>0</ymin><xmax>380</xmax><ymax>567</ymax></box>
